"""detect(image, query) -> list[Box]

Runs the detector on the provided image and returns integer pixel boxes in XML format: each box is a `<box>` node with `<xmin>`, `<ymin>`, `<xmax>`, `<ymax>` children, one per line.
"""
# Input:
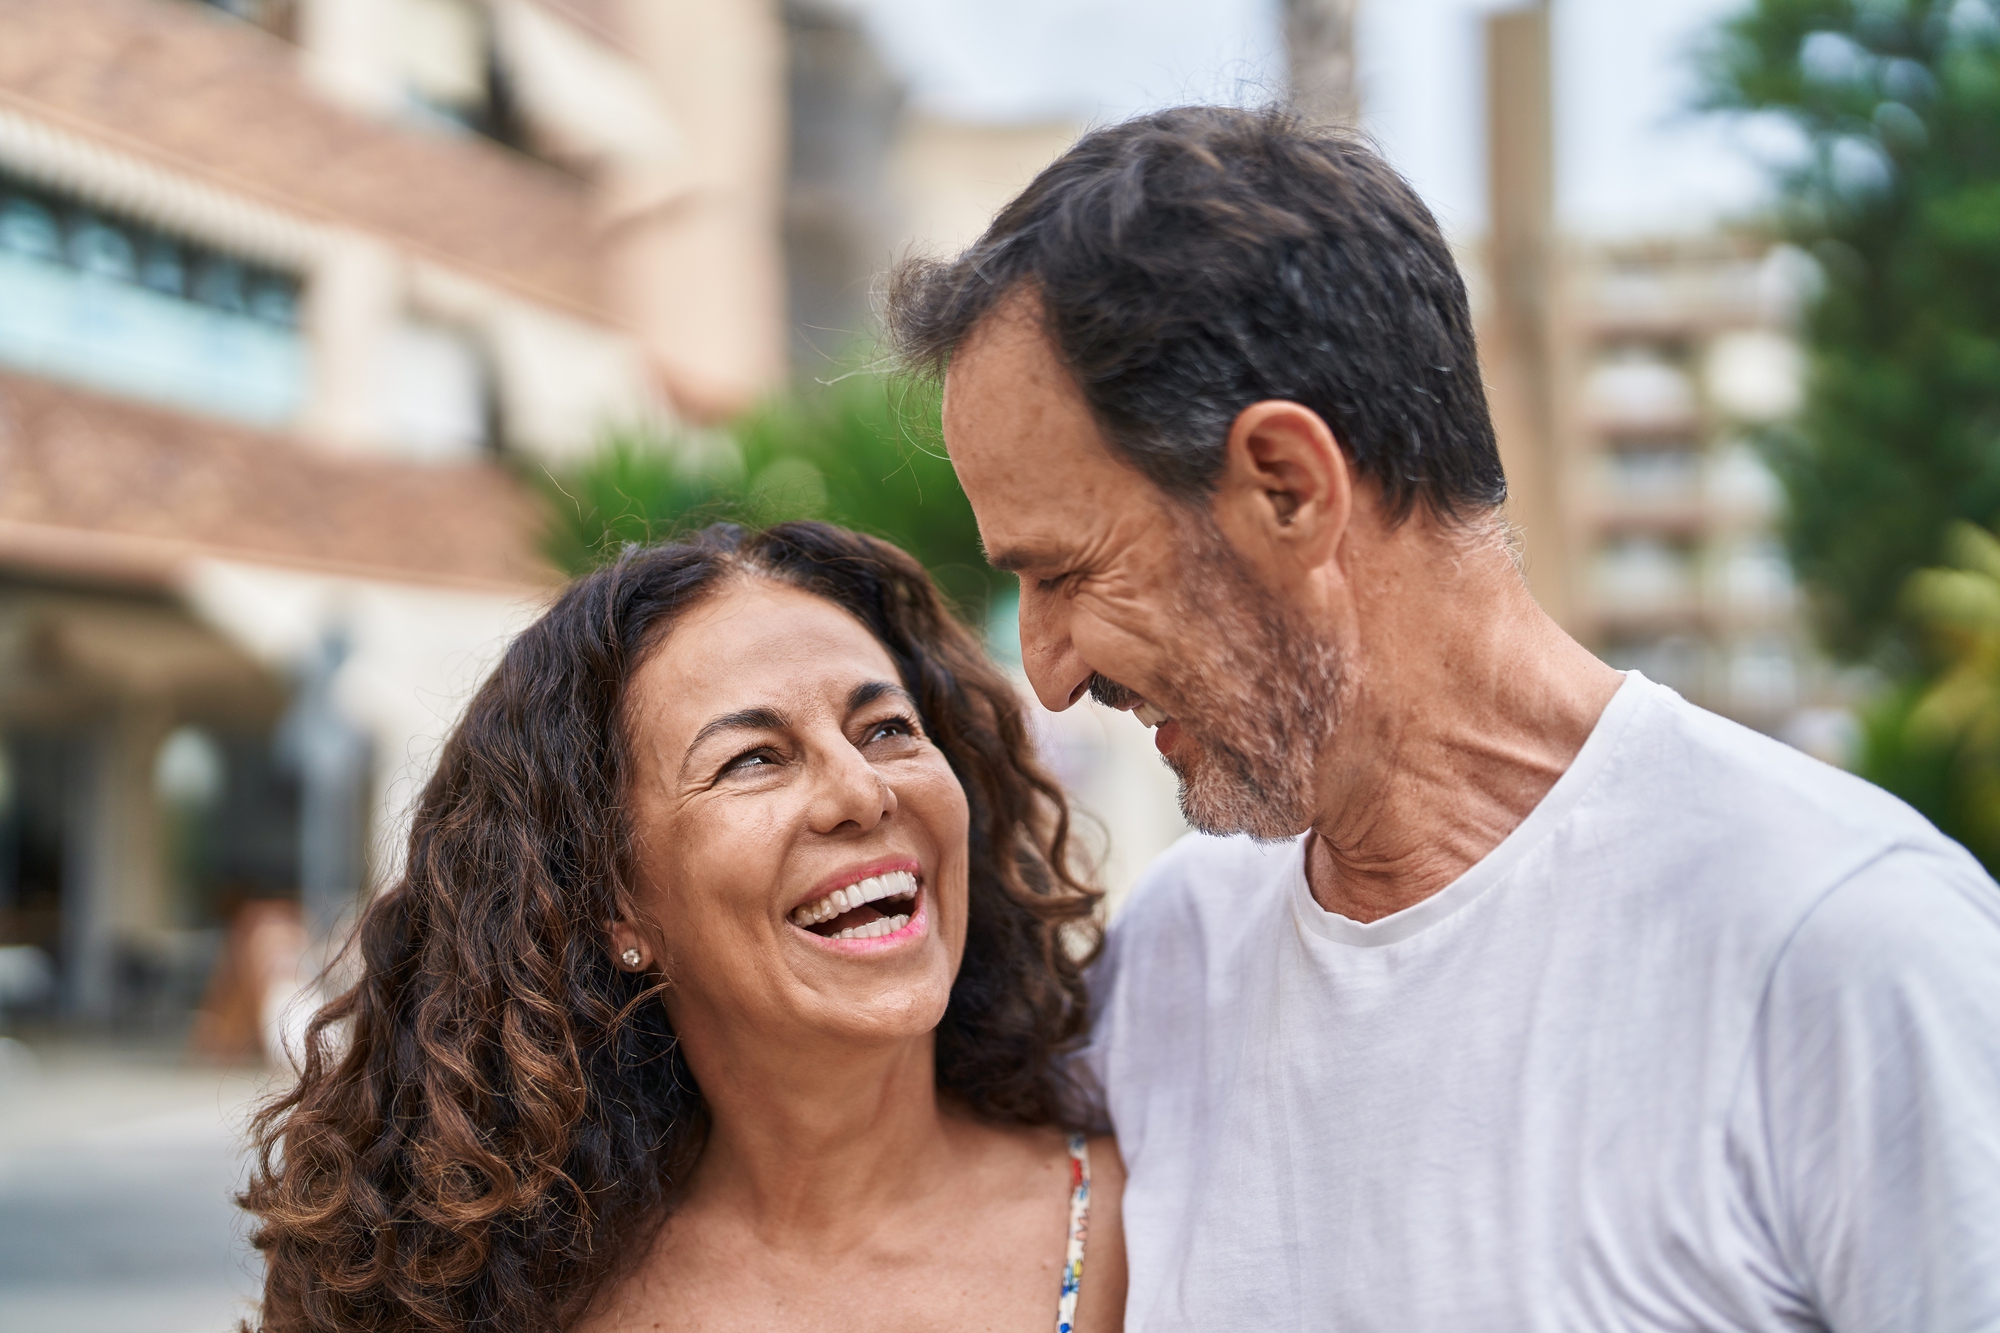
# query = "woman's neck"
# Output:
<box><xmin>676</xmin><ymin>1026</ymin><xmax>959</xmax><ymax>1241</ymax></box>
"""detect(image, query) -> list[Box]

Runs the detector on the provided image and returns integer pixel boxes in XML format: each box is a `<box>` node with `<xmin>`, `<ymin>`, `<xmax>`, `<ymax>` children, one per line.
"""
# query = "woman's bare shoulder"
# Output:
<box><xmin>564</xmin><ymin>1205</ymin><xmax>717</xmax><ymax>1333</ymax></box>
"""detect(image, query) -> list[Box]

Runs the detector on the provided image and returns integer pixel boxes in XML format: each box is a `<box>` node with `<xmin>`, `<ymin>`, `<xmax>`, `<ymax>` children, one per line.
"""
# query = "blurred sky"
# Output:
<box><xmin>849</xmin><ymin>0</ymin><xmax>1779</xmax><ymax>239</ymax></box>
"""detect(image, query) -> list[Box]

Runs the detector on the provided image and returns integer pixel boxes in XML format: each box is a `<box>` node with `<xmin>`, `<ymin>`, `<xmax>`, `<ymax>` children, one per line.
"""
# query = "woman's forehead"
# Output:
<box><xmin>635</xmin><ymin>581</ymin><xmax>899</xmax><ymax>727</ymax></box>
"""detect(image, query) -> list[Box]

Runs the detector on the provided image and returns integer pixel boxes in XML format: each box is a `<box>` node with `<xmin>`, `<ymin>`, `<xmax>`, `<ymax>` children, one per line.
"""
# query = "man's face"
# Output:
<box><xmin>942</xmin><ymin>295</ymin><xmax>1342</xmax><ymax>839</ymax></box>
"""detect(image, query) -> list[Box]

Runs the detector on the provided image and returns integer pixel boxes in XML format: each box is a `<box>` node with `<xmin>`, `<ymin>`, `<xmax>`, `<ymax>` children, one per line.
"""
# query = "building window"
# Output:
<box><xmin>1598</xmin><ymin>445</ymin><xmax>1701</xmax><ymax>504</ymax></box>
<box><xmin>1705</xmin><ymin>329</ymin><xmax>1805</xmax><ymax>423</ymax></box>
<box><xmin>395</xmin><ymin>0</ymin><xmax>526</xmax><ymax>148</ymax></box>
<box><xmin>1715</xmin><ymin>536</ymin><xmax>1796</xmax><ymax>613</ymax></box>
<box><xmin>1727</xmin><ymin>635</ymin><xmax>1799</xmax><ymax>714</ymax></box>
<box><xmin>1602</xmin><ymin>635</ymin><xmax>1707</xmax><ymax>699</ymax></box>
<box><xmin>0</xmin><ymin>734</ymin><xmax>70</xmax><ymax>979</ymax></box>
<box><xmin>1586</xmin><ymin>346</ymin><xmax>1696</xmax><ymax>430</ymax></box>
<box><xmin>1594</xmin><ymin>535</ymin><xmax>1697</xmax><ymax>613</ymax></box>
<box><xmin>1707</xmin><ymin>444</ymin><xmax>1783</xmax><ymax>513</ymax></box>
<box><xmin>154</xmin><ymin>724</ymin><xmax>302</xmax><ymax>928</ymax></box>
<box><xmin>0</xmin><ymin>173</ymin><xmax>306</xmax><ymax>425</ymax></box>
<box><xmin>380</xmin><ymin>320</ymin><xmax>495</xmax><ymax>461</ymax></box>
<box><xmin>192</xmin><ymin>0</ymin><xmax>297</xmax><ymax>40</ymax></box>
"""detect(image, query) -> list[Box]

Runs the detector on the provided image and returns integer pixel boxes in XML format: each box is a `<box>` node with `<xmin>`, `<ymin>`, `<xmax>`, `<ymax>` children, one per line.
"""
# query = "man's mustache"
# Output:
<box><xmin>1088</xmin><ymin>674</ymin><xmax>1142</xmax><ymax>710</ymax></box>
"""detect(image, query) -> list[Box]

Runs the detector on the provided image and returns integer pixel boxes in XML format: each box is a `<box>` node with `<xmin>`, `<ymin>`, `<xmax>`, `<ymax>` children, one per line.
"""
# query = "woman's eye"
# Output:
<box><xmin>721</xmin><ymin>749</ymin><xmax>776</xmax><ymax>774</ymax></box>
<box><xmin>864</xmin><ymin>717</ymin><xmax>918</xmax><ymax>744</ymax></box>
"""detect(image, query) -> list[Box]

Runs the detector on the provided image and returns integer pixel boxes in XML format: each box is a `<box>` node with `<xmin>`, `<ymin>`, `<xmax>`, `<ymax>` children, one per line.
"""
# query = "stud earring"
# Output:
<box><xmin>621</xmin><ymin>948</ymin><xmax>643</xmax><ymax>968</ymax></box>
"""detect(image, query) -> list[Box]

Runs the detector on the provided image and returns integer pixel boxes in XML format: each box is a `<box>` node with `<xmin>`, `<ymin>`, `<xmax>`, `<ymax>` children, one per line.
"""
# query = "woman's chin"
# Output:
<box><xmin>782</xmin><ymin>896</ymin><xmax>955</xmax><ymax>1038</ymax></box>
<box><xmin>796</xmin><ymin>973</ymin><xmax>953</xmax><ymax>1047</ymax></box>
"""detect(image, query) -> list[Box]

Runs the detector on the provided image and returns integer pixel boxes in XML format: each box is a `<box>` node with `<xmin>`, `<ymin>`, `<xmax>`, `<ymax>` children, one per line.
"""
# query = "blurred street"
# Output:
<box><xmin>0</xmin><ymin>1043</ymin><xmax>270</xmax><ymax>1333</ymax></box>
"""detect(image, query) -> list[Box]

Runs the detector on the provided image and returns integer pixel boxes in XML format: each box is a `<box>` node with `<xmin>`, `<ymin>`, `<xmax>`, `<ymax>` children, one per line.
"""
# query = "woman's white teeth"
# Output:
<box><xmin>1134</xmin><ymin>701</ymin><xmax>1169</xmax><ymax>727</ymax></box>
<box><xmin>831</xmin><ymin>913</ymin><xmax>910</xmax><ymax>941</ymax></box>
<box><xmin>788</xmin><ymin>870</ymin><xmax>919</xmax><ymax>927</ymax></box>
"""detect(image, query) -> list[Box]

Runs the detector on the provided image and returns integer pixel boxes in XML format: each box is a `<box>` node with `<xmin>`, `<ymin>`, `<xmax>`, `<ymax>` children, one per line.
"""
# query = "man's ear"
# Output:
<box><xmin>1213</xmin><ymin>400</ymin><xmax>1352</xmax><ymax>570</ymax></box>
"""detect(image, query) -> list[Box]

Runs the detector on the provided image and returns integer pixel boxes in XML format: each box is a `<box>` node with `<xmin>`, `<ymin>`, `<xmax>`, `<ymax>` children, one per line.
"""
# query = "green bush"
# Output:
<box><xmin>1861</xmin><ymin>520</ymin><xmax>2000</xmax><ymax>867</ymax></box>
<box><xmin>1856</xmin><ymin>678</ymin><xmax>1973</xmax><ymax>852</ymax></box>
<box><xmin>538</xmin><ymin>375</ymin><xmax>1006</xmax><ymax>622</ymax></box>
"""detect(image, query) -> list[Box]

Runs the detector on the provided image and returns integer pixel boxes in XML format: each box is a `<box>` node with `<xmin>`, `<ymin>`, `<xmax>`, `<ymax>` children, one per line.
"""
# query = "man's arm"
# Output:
<box><xmin>1742</xmin><ymin>842</ymin><xmax>2000</xmax><ymax>1331</ymax></box>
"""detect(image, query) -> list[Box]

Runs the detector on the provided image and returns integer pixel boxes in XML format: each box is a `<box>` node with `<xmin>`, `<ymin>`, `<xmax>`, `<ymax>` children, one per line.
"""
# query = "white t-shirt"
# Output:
<box><xmin>1080</xmin><ymin>673</ymin><xmax>2000</xmax><ymax>1332</ymax></box>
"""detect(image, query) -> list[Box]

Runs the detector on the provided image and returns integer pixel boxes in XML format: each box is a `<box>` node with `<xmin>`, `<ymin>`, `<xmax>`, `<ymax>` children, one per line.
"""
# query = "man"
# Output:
<box><xmin>888</xmin><ymin>106</ymin><xmax>2000</xmax><ymax>1330</ymax></box>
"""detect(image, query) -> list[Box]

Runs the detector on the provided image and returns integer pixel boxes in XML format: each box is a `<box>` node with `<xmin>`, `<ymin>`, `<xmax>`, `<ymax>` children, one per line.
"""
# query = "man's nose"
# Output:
<box><xmin>1017</xmin><ymin>584</ymin><xmax>1092</xmax><ymax>713</ymax></box>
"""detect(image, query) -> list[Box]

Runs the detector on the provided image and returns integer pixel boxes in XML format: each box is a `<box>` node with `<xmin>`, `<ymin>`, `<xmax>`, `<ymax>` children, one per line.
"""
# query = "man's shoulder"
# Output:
<box><xmin>1103</xmin><ymin>832</ymin><xmax>1297</xmax><ymax>962</ymax></box>
<box><xmin>1614</xmin><ymin>678</ymin><xmax>1960</xmax><ymax>880</ymax></box>
<box><xmin>1579</xmin><ymin>680</ymin><xmax>1997</xmax><ymax>1000</ymax></box>
<box><xmin>1077</xmin><ymin>833</ymin><xmax>1299</xmax><ymax>1105</ymax></box>
<box><xmin>1771</xmin><ymin>838</ymin><xmax>2000</xmax><ymax>1003</ymax></box>
<box><xmin>1120</xmin><ymin>830</ymin><xmax>1298</xmax><ymax>912</ymax></box>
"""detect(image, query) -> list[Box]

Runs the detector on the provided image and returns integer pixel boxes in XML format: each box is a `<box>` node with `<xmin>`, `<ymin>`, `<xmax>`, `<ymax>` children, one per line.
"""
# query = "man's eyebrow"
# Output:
<box><xmin>849</xmin><ymin>680</ymin><xmax>917</xmax><ymax>713</ymax></box>
<box><xmin>985</xmin><ymin>545</ymin><xmax>1062</xmax><ymax>574</ymax></box>
<box><xmin>684</xmin><ymin>706</ymin><xmax>787</xmax><ymax>765</ymax></box>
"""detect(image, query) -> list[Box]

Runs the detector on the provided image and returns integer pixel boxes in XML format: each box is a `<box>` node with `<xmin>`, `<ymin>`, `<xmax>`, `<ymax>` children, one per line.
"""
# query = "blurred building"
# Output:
<box><xmin>782</xmin><ymin>0</ymin><xmax>1082</xmax><ymax>371</ymax></box>
<box><xmin>1566</xmin><ymin>238</ymin><xmax>1815</xmax><ymax>729</ymax></box>
<box><xmin>0</xmin><ymin>0</ymin><xmax>787</xmax><ymax>1029</ymax></box>
<box><xmin>782</xmin><ymin>0</ymin><xmax>902</xmax><ymax>369</ymax></box>
<box><xmin>1479</xmin><ymin>4</ymin><xmax>1830</xmax><ymax>741</ymax></box>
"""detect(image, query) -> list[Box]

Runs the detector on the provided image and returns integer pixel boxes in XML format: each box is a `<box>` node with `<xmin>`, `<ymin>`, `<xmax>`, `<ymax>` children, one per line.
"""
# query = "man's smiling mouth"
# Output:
<box><xmin>1089</xmin><ymin>674</ymin><xmax>1173</xmax><ymax>729</ymax></box>
<box><xmin>789</xmin><ymin>870</ymin><xmax>920</xmax><ymax>940</ymax></box>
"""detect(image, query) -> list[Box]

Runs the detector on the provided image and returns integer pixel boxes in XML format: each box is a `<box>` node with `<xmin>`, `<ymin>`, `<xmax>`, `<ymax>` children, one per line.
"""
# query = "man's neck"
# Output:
<box><xmin>1304</xmin><ymin>528</ymin><xmax>1622</xmax><ymax>924</ymax></box>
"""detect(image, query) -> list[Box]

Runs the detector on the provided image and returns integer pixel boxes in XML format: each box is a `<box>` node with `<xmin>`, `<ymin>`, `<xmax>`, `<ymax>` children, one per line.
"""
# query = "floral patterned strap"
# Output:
<box><xmin>1056</xmin><ymin>1132</ymin><xmax>1091</xmax><ymax>1333</ymax></box>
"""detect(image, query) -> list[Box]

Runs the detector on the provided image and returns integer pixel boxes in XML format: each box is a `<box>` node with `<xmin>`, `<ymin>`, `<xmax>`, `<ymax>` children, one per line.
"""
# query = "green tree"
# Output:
<box><xmin>1703</xmin><ymin>0</ymin><xmax>2000</xmax><ymax>664</ymax></box>
<box><xmin>538</xmin><ymin>374</ymin><xmax>1006</xmax><ymax>621</ymax></box>
<box><xmin>1864</xmin><ymin>519</ymin><xmax>2000</xmax><ymax>864</ymax></box>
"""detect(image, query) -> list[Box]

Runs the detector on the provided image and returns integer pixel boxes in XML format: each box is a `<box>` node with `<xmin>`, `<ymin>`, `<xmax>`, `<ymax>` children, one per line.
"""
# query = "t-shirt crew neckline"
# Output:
<box><xmin>1289</xmin><ymin>670</ymin><xmax>1651</xmax><ymax>949</ymax></box>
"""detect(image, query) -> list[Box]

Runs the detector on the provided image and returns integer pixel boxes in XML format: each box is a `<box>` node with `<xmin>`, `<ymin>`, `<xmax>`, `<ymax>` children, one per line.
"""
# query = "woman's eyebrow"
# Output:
<box><xmin>848</xmin><ymin>680</ymin><xmax>916</xmax><ymax>712</ymax></box>
<box><xmin>683</xmin><ymin>706</ymin><xmax>787</xmax><ymax>766</ymax></box>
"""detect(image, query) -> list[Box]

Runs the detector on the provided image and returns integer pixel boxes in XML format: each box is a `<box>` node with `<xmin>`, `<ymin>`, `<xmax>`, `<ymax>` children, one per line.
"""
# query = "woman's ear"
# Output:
<box><xmin>608</xmin><ymin>917</ymin><xmax>650</xmax><ymax>971</ymax></box>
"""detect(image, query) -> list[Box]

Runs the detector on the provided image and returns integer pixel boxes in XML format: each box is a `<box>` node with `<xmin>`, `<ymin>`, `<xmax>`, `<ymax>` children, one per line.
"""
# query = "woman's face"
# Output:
<box><xmin>620</xmin><ymin>578</ymin><xmax>971</xmax><ymax>1052</ymax></box>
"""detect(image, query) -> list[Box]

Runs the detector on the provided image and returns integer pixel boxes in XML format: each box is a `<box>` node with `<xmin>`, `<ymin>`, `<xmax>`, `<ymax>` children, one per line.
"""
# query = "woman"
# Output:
<box><xmin>240</xmin><ymin>522</ymin><xmax>1126</xmax><ymax>1332</ymax></box>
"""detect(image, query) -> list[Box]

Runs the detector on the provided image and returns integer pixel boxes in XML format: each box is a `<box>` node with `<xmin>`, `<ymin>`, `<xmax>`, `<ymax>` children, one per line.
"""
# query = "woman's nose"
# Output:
<box><xmin>808</xmin><ymin>741</ymin><xmax>897</xmax><ymax>834</ymax></box>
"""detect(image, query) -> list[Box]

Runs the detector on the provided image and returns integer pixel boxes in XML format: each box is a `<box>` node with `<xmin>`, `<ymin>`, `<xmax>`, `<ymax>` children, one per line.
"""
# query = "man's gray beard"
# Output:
<box><xmin>1095</xmin><ymin>515</ymin><xmax>1344</xmax><ymax>841</ymax></box>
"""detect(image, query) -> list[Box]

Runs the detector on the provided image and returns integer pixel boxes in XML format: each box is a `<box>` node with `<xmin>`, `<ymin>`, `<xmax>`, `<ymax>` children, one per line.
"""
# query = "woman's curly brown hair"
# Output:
<box><xmin>239</xmin><ymin>521</ymin><xmax>1102</xmax><ymax>1333</ymax></box>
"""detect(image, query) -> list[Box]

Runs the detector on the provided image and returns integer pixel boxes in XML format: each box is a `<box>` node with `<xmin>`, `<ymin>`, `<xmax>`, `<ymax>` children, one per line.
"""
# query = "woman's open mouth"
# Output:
<box><xmin>788</xmin><ymin>869</ymin><xmax>921</xmax><ymax>942</ymax></box>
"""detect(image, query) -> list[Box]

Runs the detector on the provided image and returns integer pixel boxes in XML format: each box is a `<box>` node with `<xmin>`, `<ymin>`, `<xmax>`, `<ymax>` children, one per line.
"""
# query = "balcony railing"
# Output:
<box><xmin>0</xmin><ymin>177</ymin><xmax>306</xmax><ymax>426</ymax></box>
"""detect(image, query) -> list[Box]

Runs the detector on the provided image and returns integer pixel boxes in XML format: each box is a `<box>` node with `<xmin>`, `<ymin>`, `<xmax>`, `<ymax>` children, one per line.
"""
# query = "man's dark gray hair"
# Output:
<box><xmin>884</xmin><ymin>105</ymin><xmax>1506</xmax><ymax>521</ymax></box>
